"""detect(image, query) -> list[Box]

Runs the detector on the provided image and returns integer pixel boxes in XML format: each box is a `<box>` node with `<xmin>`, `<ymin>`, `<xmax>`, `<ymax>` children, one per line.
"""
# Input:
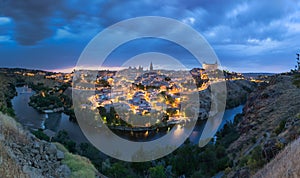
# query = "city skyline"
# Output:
<box><xmin>1</xmin><ymin>0</ymin><xmax>300</xmax><ymax>73</ymax></box>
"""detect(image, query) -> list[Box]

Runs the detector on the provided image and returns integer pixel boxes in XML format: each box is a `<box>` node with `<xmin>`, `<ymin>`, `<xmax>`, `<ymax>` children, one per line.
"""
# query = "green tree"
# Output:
<box><xmin>53</xmin><ymin>130</ymin><xmax>76</xmax><ymax>153</ymax></box>
<box><xmin>106</xmin><ymin>162</ymin><xmax>132</xmax><ymax>178</ymax></box>
<box><xmin>149</xmin><ymin>165</ymin><xmax>166</xmax><ymax>178</ymax></box>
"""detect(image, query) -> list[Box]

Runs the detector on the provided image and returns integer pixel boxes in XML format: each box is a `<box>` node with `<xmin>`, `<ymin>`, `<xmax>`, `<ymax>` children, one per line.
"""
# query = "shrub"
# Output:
<box><xmin>55</xmin><ymin>143</ymin><xmax>97</xmax><ymax>178</ymax></box>
<box><xmin>293</xmin><ymin>73</ymin><xmax>300</xmax><ymax>87</ymax></box>
<box><xmin>31</xmin><ymin>129</ymin><xmax>50</xmax><ymax>141</ymax></box>
<box><xmin>274</xmin><ymin>120</ymin><xmax>286</xmax><ymax>135</ymax></box>
<box><xmin>63</xmin><ymin>153</ymin><xmax>97</xmax><ymax>178</ymax></box>
<box><xmin>247</xmin><ymin>146</ymin><xmax>266</xmax><ymax>171</ymax></box>
<box><xmin>149</xmin><ymin>165</ymin><xmax>166</xmax><ymax>178</ymax></box>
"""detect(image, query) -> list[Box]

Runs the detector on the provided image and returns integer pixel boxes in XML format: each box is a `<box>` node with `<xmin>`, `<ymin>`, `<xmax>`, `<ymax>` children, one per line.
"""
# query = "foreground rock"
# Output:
<box><xmin>0</xmin><ymin>112</ymin><xmax>100</xmax><ymax>178</ymax></box>
<box><xmin>2</xmin><ymin>131</ymin><xmax>70</xmax><ymax>177</ymax></box>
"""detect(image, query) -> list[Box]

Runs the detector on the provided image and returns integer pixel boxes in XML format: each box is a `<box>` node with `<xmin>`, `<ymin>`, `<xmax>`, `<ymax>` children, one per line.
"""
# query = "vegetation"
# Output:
<box><xmin>0</xmin><ymin>113</ymin><xmax>31</xmax><ymax>177</ymax></box>
<box><xmin>28</xmin><ymin>83</ymin><xmax>72</xmax><ymax>111</ymax></box>
<box><xmin>274</xmin><ymin>120</ymin><xmax>286</xmax><ymax>135</ymax></box>
<box><xmin>32</xmin><ymin>129</ymin><xmax>50</xmax><ymax>141</ymax></box>
<box><xmin>53</xmin><ymin>130</ymin><xmax>77</xmax><ymax>153</ymax></box>
<box><xmin>247</xmin><ymin>146</ymin><xmax>266</xmax><ymax>171</ymax></box>
<box><xmin>34</xmin><ymin>117</ymin><xmax>240</xmax><ymax>178</ymax></box>
<box><xmin>0</xmin><ymin>74</ymin><xmax>16</xmax><ymax>117</ymax></box>
<box><xmin>255</xmin><ymin>137</ymin><xmax>300</xmax><ymax>178</ymax></box>
<box><xmin>293</xmin><ymin>73</ymin><xmax>300</xmax><ymax>88</ymax></box>
<box><xmin>149</xmin><ymin>165</ymin><xmax>166</xmax><ymax>178</ymax></box>
<box><xmin>54</xmin><ymin>143</ymin><xmax>98</xmax><ymax>178</ymax></box>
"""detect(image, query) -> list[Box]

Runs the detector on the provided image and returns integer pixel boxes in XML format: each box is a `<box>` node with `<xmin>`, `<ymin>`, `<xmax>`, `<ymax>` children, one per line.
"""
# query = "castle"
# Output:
<box><xmin>202</xmin><ymin>62</ymin><xmax>218</xmax><ymax>71</ymax></box>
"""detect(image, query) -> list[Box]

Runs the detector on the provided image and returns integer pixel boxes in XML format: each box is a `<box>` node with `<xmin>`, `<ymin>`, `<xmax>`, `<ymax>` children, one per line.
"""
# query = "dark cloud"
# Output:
<box><xmin>2</xmin><ymin>0</ymin><xmax>63</xmax><ymax>45</ymax></box>
<box><xmin>0</xmin><ymin>0</ymin><xmax>300</xmax><ymax>72</ymax></box>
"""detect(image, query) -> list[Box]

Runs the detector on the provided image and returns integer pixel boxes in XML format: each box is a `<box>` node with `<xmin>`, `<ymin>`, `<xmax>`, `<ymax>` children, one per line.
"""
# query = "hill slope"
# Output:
<box><xmin>254</xmin><ymin>136</ymin><xmax>300</xmax><ymax>178</ymax></box>
<box><xmin>224</xmin><ymin>74</ymin><xmax>300</xmax><ymax>177</ymax></box>
<box><xmin>0</xmin><ymin>112</ymin><xmax>99</xmax><ymax>178</ymax></box>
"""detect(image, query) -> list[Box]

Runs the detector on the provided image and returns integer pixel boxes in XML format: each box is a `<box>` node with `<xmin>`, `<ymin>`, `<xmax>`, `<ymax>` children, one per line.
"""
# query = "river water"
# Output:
<box><xmin>11</xmin><ymin>87</ymin><xmax>244</xmax><ymax>145</ymax></box>
<box><xmin>11</xmin><ymin>87</ymin><xmax>88</xmax><ymax>143</ymax></box>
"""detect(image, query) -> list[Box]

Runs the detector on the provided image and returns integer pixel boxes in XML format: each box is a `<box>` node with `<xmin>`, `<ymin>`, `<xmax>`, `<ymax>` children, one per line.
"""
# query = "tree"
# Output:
<box><xmin>53</xmin><ymin>130</ymin><xmax>76</xmax><ymax>153</ymax></box>
<box><xmin>296</xmin><ymin>53</ymin><xmax>300</xmax><ymax>71</ymax></box>
<box><xmin>106</xmin><ymin>162</ymin><xmax>132</xmax><ymax>178</ymax></box>
<box><xmin>149</xmin><ymin>165</ymin><xmax>166</xmax><ymax>178</ymax></box>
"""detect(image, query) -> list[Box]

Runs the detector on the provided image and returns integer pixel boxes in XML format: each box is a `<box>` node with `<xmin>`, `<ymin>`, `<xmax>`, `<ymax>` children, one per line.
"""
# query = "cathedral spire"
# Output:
<box><xmin>150</xmin><ymin>62</ymin><xmax>153</xmax><ymax>71</ymax></box>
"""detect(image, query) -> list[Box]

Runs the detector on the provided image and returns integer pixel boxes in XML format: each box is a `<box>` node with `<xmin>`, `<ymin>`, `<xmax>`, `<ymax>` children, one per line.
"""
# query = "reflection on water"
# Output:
<box><xmin>12</xmin><ymin>87</ymin><xmax>244</xmax><ymax>145</ymax></box>
<box><xmin>189</xmin><ymin>105</ymin><xmax>244</xmax><ymax>144</ymax></box>
<box><xmin>12</xmin><ymin>87</ymin><xmax>88</xmax><ymax>144</ymax></box>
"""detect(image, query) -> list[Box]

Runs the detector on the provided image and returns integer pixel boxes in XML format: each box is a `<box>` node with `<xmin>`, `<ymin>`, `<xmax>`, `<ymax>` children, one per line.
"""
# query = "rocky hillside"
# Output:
<box><xmin>225</xmin><ymin>79</ymin><xmax>257</xmax><ymax>108</ymax></box>
<box><xmin>226</xmin><ymin>74</ymin><xmax>300</xmax><ymax>177</ymax></box>
<box><xmin>254</xmin><ymin>136</ymin><xmax>300</xmax><ymax>178</ymax></box>
<box><xmin>0</xmin><ymin>112</ymin><xmax>100</xmax><ymax>178</ymax></box>
<box><xmin>198</xmin><ymin>79</ymin><xmax>257</xmax><ymax>120</ymax></box>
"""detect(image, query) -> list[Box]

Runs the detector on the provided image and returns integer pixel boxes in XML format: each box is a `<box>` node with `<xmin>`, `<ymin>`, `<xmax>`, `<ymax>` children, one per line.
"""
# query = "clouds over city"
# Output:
<box><xmin>1</xmin><ymin>0</ymin><xmax>300</xmax><ymax>72</ymax></box>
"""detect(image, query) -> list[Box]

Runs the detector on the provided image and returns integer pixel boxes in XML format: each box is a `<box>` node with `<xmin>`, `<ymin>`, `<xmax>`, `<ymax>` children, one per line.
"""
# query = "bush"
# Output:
<box><xmin>247</xmin><ymin>146</ymin><xmax>266</xmax><ymax>172</ymax></box>
<box><xmin>53</xmin><ymin>130</ymin><xmax>76</xmax><ymax>153</ymax></box>
<box><xmin>31</xmin><ymin>129</ymin><xmax>50</xmax><ymax>141</ymax></box>
<box><xmin>105</xmin><ymin>162</ymin><xmax>133</xmax><ymax>178</ymax></box>
<box><xmin>293</xmin><ymin>73</ymin><xmax>300</xmax><ymax>87</ymax></box>
<box><xmin>274</xmin><ymin>120</ymin><xmax>286</xmax><ymax>135</ymax></box>
<box><xmin>149</xmin><ymin>165</ymin><xmax>166</xmax><ymax>178</ymax></box>
<box><xmin>63</xmin><ymin>152</ymin><xmax>97</xmax><ymax>178</ymax></box>
<box><xmin>54</xmin><ymin>143</ymin><xmax>97</xmax><ymax>178</ymax></box>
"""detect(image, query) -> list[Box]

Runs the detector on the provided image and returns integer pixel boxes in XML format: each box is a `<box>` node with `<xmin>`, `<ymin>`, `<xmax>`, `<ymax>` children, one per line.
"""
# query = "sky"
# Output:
<box><xmin>1</xmin><ymin>0</ymin><xmax>300</xmax><ymax>73</ymax></box>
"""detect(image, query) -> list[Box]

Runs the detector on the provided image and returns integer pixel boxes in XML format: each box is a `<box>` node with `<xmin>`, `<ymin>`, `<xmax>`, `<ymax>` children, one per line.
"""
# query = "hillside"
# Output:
<box><xmin>254</xmin><ymin>136</ymin><xmax>300</xmax><ymax>178</ymax></box>
<box><xmin>226</xmin><ymin>74</ymin><xmax>300</xmax><ymax>177</ymax></box>
<box><xmin>0</xmin><ymin>112</ymin><xmax>99</xmax><ymax>178</ymax></box>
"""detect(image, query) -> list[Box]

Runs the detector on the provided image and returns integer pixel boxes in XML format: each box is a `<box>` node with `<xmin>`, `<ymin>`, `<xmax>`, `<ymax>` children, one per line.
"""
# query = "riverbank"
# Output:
<box><xmin>12</xmin><ymin>87</ymin><xmax>88</xmax><ymax>144</ymax></box>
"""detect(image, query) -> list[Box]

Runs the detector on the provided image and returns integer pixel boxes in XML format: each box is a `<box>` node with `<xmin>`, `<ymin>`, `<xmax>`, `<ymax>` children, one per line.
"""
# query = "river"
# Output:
<box><xmin>11</xmin><ymin>87</ymin><xmax>244</xmax><ymax>145</ymax></box>
<box><xmin>11</xmin><ymin>87</ymin><xmax>88</xmax><ymax>143</ymax></box>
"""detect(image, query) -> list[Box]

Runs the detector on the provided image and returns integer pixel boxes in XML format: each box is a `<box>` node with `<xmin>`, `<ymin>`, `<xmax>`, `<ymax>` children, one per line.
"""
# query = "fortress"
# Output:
<box><xmin>202</xmin><ymin>62</ymin><xmax>218</xmax><ymax>71</ymax></box>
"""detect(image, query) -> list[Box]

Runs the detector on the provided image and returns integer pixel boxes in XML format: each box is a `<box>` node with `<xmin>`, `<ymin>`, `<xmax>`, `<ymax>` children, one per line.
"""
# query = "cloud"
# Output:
<box><xmin>0</xmin><ymin>35</ymin><xmax>11</xmax><ymax>43</ymax></box>
<box><xmin>182</xmin><ymin>17</ymin><xmax>196</xmax><ymax>25</ymax></box>
<box><xmin>1</xmin><ymin>0</ymin><xmax>102</xmax><ymax>45</ymax></box>
<box><xmin>0</xmin><ymin>17</ymin><xmax>12</xmax><ymax>25</ymax></box>
<box><xmin>2</xmin><ymin>0</ymin><xmax>63</xmax><ymax>45</ymax></box>
<box><xmin>1</xmin><ymin>0</ymin><xmax>300</xmax><ymax>72</ymax></box>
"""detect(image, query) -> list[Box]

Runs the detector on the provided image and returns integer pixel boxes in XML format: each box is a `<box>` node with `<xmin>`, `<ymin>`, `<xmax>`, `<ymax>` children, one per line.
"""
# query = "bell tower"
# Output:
<box><xmin>150</xmin><ymin>62</ymin><xmax>153</xmax><ymax>71</ymax></box>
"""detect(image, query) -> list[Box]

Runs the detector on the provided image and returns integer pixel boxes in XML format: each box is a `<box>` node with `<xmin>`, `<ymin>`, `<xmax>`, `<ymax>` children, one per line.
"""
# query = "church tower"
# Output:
<box><xmin>150</xmin><ymin>62</ymin><xmax>153</xmax><ymax>71</ymax></box>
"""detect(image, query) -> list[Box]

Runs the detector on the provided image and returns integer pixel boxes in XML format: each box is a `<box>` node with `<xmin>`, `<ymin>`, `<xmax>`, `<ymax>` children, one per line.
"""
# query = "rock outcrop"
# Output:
<box><xmin>226</xmin><ymin>80</ymin><xmax>257</xmax><ymax>109</ymax></box>
<box><xmin>198</xmin><ymin>79</ymin><xmax>257</xmax><ymax>120</ymax></box>
<box><xmin>0</xmin><ymin>113</ymin><xmax>71</xmax><ymax>177</ymax></box>
<box><xmin>0</xmin><ymin>112</ymin><xmax>99</xmax><ymax>178</ymax></box>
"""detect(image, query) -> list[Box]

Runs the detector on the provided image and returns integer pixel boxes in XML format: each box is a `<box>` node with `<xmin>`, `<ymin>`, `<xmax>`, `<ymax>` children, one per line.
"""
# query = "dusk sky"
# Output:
<box><xmin>1</xmin><ymin>0</ymin><xmax>300</xmax><ymax>73</ymax></box>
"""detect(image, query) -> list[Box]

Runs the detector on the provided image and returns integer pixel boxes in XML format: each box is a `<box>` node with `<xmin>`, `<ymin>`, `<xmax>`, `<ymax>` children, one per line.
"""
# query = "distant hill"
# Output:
<box><xmin>242</xmin><ymin>73</ymin><xmax>276</xmax><ymax>78</ymax></box>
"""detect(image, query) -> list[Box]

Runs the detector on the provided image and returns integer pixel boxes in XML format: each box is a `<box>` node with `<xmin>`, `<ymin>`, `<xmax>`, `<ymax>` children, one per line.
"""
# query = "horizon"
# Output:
<box><xmin>0</xmin><ymin>65</ymin><xmax>280</xmax><ymax>74</ymax></box>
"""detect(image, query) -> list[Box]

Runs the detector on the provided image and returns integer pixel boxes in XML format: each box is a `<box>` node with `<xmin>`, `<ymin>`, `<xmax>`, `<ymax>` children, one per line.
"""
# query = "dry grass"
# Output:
<box><xmin>0</xmin><ymin>143</ymin><xmax>29</xmax><ymax>178</ymax></box>
<box><xmin>0</xmin><ymin>112</ymin><xmax>29</xmax><ymax>178</ymax></box>
<box><xmin>254</xmin><ymin>137</ymin><xmax>300</xmax><ymax>178</ymax></box>
<box><xmin>0</xmin><ymin>112</ymin><xmax>28</xmax><ymax>144</ymax></box>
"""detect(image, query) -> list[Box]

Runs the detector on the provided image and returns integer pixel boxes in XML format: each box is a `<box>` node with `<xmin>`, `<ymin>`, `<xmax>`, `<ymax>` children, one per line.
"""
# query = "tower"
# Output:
<box><xmin>150</xmin><ymin>62</ymin><xmax>153</xmax><ymax>71</ymax></box>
